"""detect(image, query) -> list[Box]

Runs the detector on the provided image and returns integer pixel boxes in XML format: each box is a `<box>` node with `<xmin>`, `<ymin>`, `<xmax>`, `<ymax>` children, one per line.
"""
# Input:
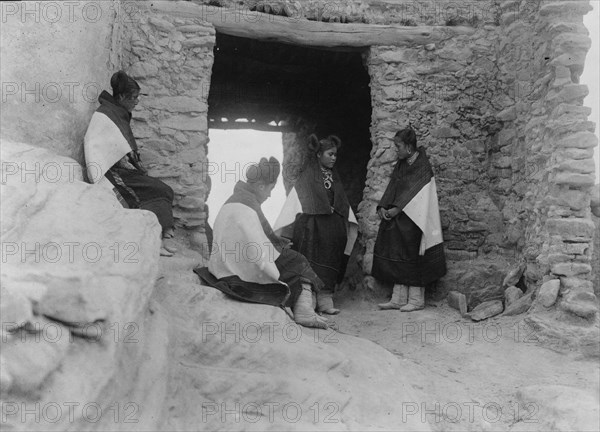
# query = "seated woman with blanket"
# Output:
<box><xmin>84</xmin><ymin>71</ymin><xmax>176</xmax><ymax>257</ymax></box>
<box><xmin>373</xmin><ymin>127</ymin><xmax>446</xmax><ymax>311</ymax></box>
<box><xmin>200</xmin><ymin>157</ymin><xmax>330</xmax><ymax>329</ymax></box>
<box><xmin>273</xmin><ymin>135</ymin><xmax>358</xmax><ymax>315</ymax></box>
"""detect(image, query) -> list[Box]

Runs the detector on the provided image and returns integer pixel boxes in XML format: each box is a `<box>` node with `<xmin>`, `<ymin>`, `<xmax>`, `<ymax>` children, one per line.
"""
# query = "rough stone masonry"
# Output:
<box><xmin>1</xmin><ymin>0</ymin><xmax>597</xmax><ymax>330</ymax></box>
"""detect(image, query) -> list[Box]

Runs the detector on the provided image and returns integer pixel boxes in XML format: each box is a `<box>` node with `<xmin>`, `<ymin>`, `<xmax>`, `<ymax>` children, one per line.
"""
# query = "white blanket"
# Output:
<box><xmin>403</xmin><ymin>177</ymin><xmax>444</xmax><ymax>255</ymax></box>
<box><xmin>208</xmin><ymin>203</ymin><xmax>283</xmax><ymax>285</ymax></box>
<box><xmin>83</xmin><ymin>112</ymin><xmax>131</xmax><ymax>183</ymax></box>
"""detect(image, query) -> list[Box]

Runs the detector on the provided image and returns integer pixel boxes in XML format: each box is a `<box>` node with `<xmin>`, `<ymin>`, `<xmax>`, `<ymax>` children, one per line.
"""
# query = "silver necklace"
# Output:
<box><xmin>407</xmin><ymin>151</ymin><xmax>419</xmax><ymax>166</ymax></box>
<box><xmin>320</xmin><ymin>167</ymin><xmax>333</xmax><ymax>190</ymax></box>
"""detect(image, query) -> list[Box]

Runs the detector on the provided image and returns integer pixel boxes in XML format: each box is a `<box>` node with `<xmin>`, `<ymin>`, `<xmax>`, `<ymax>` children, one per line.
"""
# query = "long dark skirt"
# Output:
<box><xmin>292</xmin><ymin>213</ymin><xmax>347</xmax><ymax>290</ymax></box>
<box><xmin>372</xmin><ymin>212</ymin><xmax>446</xmax><ymax>287</ymax></box>
<box><xmin>194</xmin><ymin>247</ymin><xmax>324</xmax><ymax>308</ymax></box>
<box><xmin>275</xmin><ymin>248</ymin><xmax>324</xmax><ymax>307</ymax></box>
<box><xmin>106</xmin><ymin>167</ymin><xmax>174</xmax><ymax>230</ymax></box>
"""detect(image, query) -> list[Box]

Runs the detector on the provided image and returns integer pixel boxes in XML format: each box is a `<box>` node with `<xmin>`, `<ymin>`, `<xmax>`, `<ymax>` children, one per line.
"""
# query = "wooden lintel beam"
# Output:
<box><xmin>149</xmin><ymin>1</ymin><xmax>476</xmax><ymax>48</ymax></box>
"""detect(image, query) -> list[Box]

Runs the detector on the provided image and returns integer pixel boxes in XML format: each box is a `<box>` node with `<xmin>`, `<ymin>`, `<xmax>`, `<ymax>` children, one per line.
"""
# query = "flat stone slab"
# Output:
<box><xmin>447</xmin><ymin>290</ymin><xmax>468</xmax><ymax>316</ymax></box>
<box><xmin>467</xmin><ymin>300</ymin><xmax>504</xmax><ymax>321</ymax></box>
<box><xmin>503</xmin><ymin>293</ymin><xmax>533</xmax><ymax>316</ymax></box>
<box><xmin>537</xmin><ymin>279</ymin><xmax>560</xmax><ymax>307</ymax></box>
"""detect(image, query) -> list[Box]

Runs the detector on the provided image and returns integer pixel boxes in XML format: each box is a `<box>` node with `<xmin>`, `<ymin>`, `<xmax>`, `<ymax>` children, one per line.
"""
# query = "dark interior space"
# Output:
<box><xmin>207</xmin><ymin>33</ymin><xmax>373</xmax><ymax>208</ymax></box>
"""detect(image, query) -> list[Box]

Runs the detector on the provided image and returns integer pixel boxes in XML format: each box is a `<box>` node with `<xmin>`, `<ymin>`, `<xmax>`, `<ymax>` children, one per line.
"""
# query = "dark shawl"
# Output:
<box><xmin>96</xmin><ymin>91</ymin><xmax>173</xmax><ymax>228</ymax></box>
<box><xmin>373</xmin><ymin>148</ymin><xmax>446</xmax><ymax>286</ymax></box>
<box><xmin>96</xmin><ymin>90</ymin><xmax>138</xmax><ymax>152</ymax></box>
<box><xmin>378</xmin><ymin>147</ymin><xmax>433</xmax><ymax>212</ymax></box>
<box><xmin>288</xmin><ymin>158</ymin><xmax>351</xmax><ymax>288</ymax></box>
<box><xmin>294</xmin><ymin>157</ymin><xmax>350</xmax><ymax>218</ymax></box>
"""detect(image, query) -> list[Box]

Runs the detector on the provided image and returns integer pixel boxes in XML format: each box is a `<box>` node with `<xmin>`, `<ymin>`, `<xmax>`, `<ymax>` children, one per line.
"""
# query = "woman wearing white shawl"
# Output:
<box><xmin>84</xmin><ymin>71</ymin><xmax>176</xmax><ymax>256</ymax></box>
<box><xmin>199</xmin><ymin>157</ymin><xmax>331</xmax><ymax>329</ymax></box>
<box><xmin>374</xmin><ymin>127</ymin><xmax>446</xmax><ymax>311</ymax></box>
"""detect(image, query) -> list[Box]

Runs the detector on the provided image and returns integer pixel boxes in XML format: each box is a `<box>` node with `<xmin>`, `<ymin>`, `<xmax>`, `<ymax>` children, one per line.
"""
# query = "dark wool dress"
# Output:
<box><xmin>291</xmin><ymin>159</ymin><xmax>350</xmax><ymax>290</ymax></box>
<box><xmin>372</xmin><ymin>148</ymin><xmax>446</xmax><ymax>287</ymax></box>
<box><xmin>95</xmin><ymin>91</ymin><xmax>174</xmax><ymax>230</ymax></box>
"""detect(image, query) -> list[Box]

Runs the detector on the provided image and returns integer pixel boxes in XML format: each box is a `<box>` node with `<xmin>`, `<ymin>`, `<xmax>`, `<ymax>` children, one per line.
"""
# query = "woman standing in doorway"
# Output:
<box><xmin>274</xmin><ymin>135</ymin><xmax>358</xmax><ymax>315</ymax></box>
<box><xmin>373</xmin><ymin>127</ymin><xmax>446</xmax><ymax>311</ymax></box>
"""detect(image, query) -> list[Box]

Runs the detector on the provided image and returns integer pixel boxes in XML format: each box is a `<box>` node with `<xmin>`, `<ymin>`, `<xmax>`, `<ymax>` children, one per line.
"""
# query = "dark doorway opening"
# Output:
<box><xmin>208</xmin><ymin>33</ymin><xmax>372</xmax><ymax>208</ymax></box>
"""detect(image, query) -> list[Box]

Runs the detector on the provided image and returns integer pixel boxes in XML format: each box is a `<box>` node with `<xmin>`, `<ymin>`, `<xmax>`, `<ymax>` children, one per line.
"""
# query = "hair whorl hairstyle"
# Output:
<box><xmin>308</xmin><ymin>134</ymin><xmax>342</xmax><ymax>154</ymax></box>
<box><xmin>110</xmin><ymin>70</ymin><xmax>141</xmax><ymax>100</ymax></box>
<box><xmin>394</xmin><ymin>127</ymin><xmax>417</xmax><ymax>151</ymax></box>
<box><xmin>245</xmin><ymin>157</ymin><xmax>281</xmax><ymax>185</ymax></box>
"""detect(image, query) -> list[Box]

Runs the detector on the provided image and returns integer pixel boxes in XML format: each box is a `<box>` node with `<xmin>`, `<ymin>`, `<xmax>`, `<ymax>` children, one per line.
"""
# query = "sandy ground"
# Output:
<box><xmin>331</xmin><ymin>292</ymin><xmax>600</xmax><ymax>431</ymax></box>
<box><xmin>160</xmin><ymin>249</ymin><xmax>599</xmax><ymax>431</ymax></box>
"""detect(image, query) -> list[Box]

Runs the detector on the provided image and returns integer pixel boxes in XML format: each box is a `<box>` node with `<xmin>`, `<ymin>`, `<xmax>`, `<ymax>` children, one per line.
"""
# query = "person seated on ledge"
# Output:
<box><xmin>83</xmin><ymin>70</ymin><xmax>176</xmax><ymax>257</ymax></box>
<box><xmin>198</xmin><ymin>157</ymin><xmax>330</xmax><ymax>329</ymax></box>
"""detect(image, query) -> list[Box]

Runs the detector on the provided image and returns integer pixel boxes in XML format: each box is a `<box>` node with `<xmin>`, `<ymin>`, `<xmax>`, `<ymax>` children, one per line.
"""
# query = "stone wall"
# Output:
<box><xmin>4</xmin><ymin>0</ymin><xmax>595</xmax><ymax>318</ymax></box>
<box><xmin>192</xmin><ymin>0</ymin><xmax>499</xmax><ymax>26</ymax></box>
<box><xmin>360</xmin><ymin>8</ymin><xmax>514</xmax><ymax>303</ymax></box>
<box><xmin>135</xmin><ymin>0</ymin><xmax>595</xmax><ymax>322</ymax></box>
<box><xmin>493</xmin><ymin>0</ymin><xmax>597</xmax><ymax>321</ymax></box>
<box><xmin>119</xmin><ymin>3</ymin><xmax>215</xmax><ymax>251</ymax></box>
<box><xmin>356</xmin><ymin>0</ymin><xmax>597</xmax><ymax>319</ymax></box>
<box><xmin>594</xmin><ymin>214</ymin><xmax>600</xmax><ymax>298</ymax></box>
<box><xmin>0</xmin><ymin>0</ymin><xmax>122</xmax><ymax>164</ymax></box>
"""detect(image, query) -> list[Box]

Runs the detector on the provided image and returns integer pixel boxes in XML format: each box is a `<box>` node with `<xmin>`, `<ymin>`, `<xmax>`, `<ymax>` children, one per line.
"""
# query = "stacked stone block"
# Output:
<box><xmin>495</xmin><ymin>0</ymin><xmax>597</xmax><ymax>319</ymax></box>
<box><xmin>120</xmin><ymin>6</ymin><xmax>215</xmax><ymax>250</ymax></box>
<box><xmin>360</xmin><ymin>17</ymin><xmax>514</xmax><ymax>302</ymax></box>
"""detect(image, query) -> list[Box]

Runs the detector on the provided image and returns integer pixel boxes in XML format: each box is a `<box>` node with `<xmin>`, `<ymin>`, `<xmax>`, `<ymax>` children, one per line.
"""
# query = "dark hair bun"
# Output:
<box><xmin>246</xmin><ymin>157</ymin><xmax>281</xmax><ymax>184</ymax></box>
<box><xmin>308</xmin><ymin>134</ymin><xmax>342</xmax><ymax>153</ymax></box>
<box><xmin>110</xmin><ymin>71</ymin><xmax>129</xmax><ymax>97</ymax></box>
<box><xmin>110</xmin><ymin>70</ymin><xmax>140</xmax><ymax>99</ymax></box>
<box><xmin>308</xmin><ymin>134</ymin><xmax>320</xmax><ymax>152</ymax></box>
<box><xmin>326</xmin><ymin>135</ymin><xmax>342</xmax><ymax>150</ymax></box>
<box><xmin>395</xmin><ymin>127</ymin><xmax>417</xmax><ymax>150</ymax></box>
